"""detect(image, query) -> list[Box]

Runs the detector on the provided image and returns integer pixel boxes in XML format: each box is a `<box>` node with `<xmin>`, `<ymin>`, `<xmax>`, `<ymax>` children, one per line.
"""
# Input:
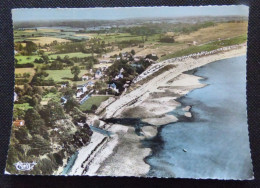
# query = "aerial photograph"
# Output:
<box><xmin>5</xmin><ymin>5</ymin><xmax>253</xmax><ymax>179</ymax></box>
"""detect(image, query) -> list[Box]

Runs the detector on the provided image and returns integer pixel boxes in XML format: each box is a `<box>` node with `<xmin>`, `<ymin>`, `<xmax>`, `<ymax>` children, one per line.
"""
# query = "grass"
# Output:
<box><xmin>159</xmin><ymin>34</ymin><xmax>247</xmax><ymax>61</ymax></box>
<box><xmin>80</xmin><ymin>96</ymin><xmax>109</xmax><ymax>111</ymax></box>
<box><xmin>41</xmin><ymin>92</ymin><xmax>61</xmax><ymax>105</ymax></box>
<box><xmin>45</xmin><ymin>69</ymin><xmax>87</xmax><ymax>83</ymax></box>
<box><xmin>15</xmin><ymin>55</ymin><xmax>40</xmax><ymax>64</ymax></box>
<box><xmin>14</xmin><ymin>103</ymin><xmax>33</xmax><ymax>111</ymax></box>
<box><xmin>15</xmin><ymin>68</ymin><xmax>36</xmax><ymax>82</ymax></box>
<box><xmin>27</xmin><ymin>37</ymin><xmax>70</xmax><ymax>45</ymax></box>
<box><xmin>48</xmin><ymin>52</ymin><xmax>92</xmax><ymax>59</ymax></box>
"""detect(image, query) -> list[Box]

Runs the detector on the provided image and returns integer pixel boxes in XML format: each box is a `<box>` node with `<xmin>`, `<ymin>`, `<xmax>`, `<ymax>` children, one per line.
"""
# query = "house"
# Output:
<box><xmin>76</xmin><ymin>89</ymin><xmax>84</xmax><ymax>98</ymax></box>
<box><xmin>13</xmin><ymin>120</ymin><xmax>25</xmax><ymax>127</ymax></box>
<box><xmin>60</xmin><ymin>96</ymin><xmax>68</xmax><ymax>105</ymax></box>
<box><xmin>77</xmin><ymin>84</ymin><xmax>88</xmax><ymax>93</ymax></box>
<box><xmin>60</xmin><ymin>84</ymin><xmax>67</xmax><ymax>89</ymax></box>
<box><xmin>114</xmin><ymin>72</ymin><xmax>124</xmax><ymax>80</ymax></box>
<box><xmin>99</xmin><ymin>59</ymin><xmax>112</xmax><ymax>64</ymax></box>
<box><xmin>88</xmin><ymin>81</ymin><xmax>94</xmax><ymax>87</ymax></box>
<box><xmin>193</xmin><ymin>41</ymin><xmax>198</xmax><ymax>46</ymax></box>
<box><xmin>14</xmin><ymin>92</ymin><xmax>18</xmax><ymax>102</ymax></box>
<box><xmin>82</xmin><ymin>74</ymin><xmax>89</xmax><ymax>81</ymax></box>
<box><xmin>95</xmin><ymin>70</ymin><xmax>103</xmax><ymax>79</ymax></box>
<box><xmin>109</xmin><ymin>83</ymin><xmax>119</xmax><ymax>93</ymax></box>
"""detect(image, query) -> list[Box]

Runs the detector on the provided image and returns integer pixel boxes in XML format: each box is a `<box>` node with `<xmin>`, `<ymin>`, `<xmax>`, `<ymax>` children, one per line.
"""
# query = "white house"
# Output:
<box><xmin>109</xmin><ymin>83</ymin><xmax>119</xmax><ymax>93</ymax></box>
<box><xmin>82</xmin><ymin>74</ymin><xmax>89</xmax><ymax>81</ymax></box>
<box><xmin>60</xmin><ymin>96</ymin><xmax>68</xmax><ymax>105</ymax></box>
<box><xmin>114</xmin><ymin>72</ymin><xmax>124</xmax><ymax>80</ymax></box>
<box><xmin>14</xmin><ymin>92</ymin><xmax>18</xmax><ymax>102</ymax></box>
<box><xmin>95</xmin><ymin>70</ymin><xmax>103</xmax><ymax>79</ymax></box>
<box><xmin>76</xmin><ymin>89</ymin><xmax>84</xmax><ymax>98</ymax></box>
<box><xmin>60</xmin><ymin>84</ymin><xmax>67</xmax><ymax>89</ymax></box>
<box><xmin>77</xmin><ymin>84</ymin><xmax>88</xmax><ymax>93</ymax></box>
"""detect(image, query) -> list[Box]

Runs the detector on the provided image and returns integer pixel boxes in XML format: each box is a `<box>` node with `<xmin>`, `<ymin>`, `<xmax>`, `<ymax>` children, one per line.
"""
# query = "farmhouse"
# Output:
<box><xmin>13</xmin><ymin>120</ymin><xmax>25</xmax><ymax>127</ymax></box>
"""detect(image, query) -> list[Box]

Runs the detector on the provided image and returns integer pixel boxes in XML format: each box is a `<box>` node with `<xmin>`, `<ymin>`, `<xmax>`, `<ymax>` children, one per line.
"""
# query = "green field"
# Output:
<box><xmin>48</xmin><ymin>52</ymin><xmax>92</xmax><ymax>59</ymax></box>
<box><xmin>14</xmin><ymin>103</ymin><xmax>33</xmax><ymax>111</ymax></box>
<box><xmin>45</xmin><ymin>69</ymin><xmax>88</xmax><ymax>83</ymax></box>
<box><xmin>159</xmin><ymin>34</ymin><xmax>247</xmax><ymax>61</ymax></box>
<box><xmin>15</xmin><ymin>55</ymin><xmax>41</xmax><ymax>64</ymax></box>
<box><xmin>80</xmin><ymin>96</ymin><xmax>109</xmax><ymax>111</ymax></box>
<box><xmin>41</xmin><ymin>92</ymin><xmax>61</xmax><ymax>105</ymax></box>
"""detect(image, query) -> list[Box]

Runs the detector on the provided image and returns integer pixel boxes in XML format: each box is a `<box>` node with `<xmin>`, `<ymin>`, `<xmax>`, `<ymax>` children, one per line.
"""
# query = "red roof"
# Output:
<box><xmin>13</xmin><ymin>120</ymin><xmax>25</xmax><ymax>127</ymax></box>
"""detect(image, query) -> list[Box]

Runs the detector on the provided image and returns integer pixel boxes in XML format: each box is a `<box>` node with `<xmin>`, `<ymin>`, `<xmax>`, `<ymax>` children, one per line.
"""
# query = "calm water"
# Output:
<box><xmin>146</xmin><ymin>56</ymin><xmax>253</xmax><ymax>179</ymax></box>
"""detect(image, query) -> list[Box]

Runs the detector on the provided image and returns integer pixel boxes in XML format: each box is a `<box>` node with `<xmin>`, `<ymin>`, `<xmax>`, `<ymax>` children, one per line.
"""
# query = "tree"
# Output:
<box><xmin>131</xmin><ymin>49</ymin><xmax>136</xmax><ymax>55</ymax></box>
<box><xmin>91</xmin><ymin>105</ymin><xmax>98</xmax><ymax>112</ymax></box>
<box><xmin>86</xmin><ymin>61</ymin><xmax>94</xmax><ymax>70</ymax></box>
<box><xmin>40</xmin><ymin>100</ymin><xmax>66</xmax><ymax>126</ymax></box>
<box><xmin>71</xmin><ymin>66</ymin><xmax>81</xmax><ymax>81</ymax></box>
<box><xmin>24</xmin><ymin>108</ymin><xmax>45</xmax><ymax>132</ymax></box>
<box><xmin>33</xmin><ymin>86</ymin><xmax>43</xmax><ymax>95</ymax></box>
<box><xmin>64</xmin><ymin>98</ymin><xmax>79</xmax><ymax>113</ymax></box>
<box><xmin>25</xmin><ymin>41</ymin><xmax>37</xmax><ymax>55</ymax></box>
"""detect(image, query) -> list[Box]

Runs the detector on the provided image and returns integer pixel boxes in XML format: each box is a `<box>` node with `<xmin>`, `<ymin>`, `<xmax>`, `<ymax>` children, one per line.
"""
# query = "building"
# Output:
<box><xmin>82</xmin><ymin>74</ymin><xmax>89</xmax><ymax>81</ymax></box>
<box><xmin>13</xmin><ymin>120</ymin><xmax>25</xmax><ymax>127</ymax></box>
<box><xmin>109</xmin><ymin>83</ymin><xmax>119</xmax><ymax>93</ymax></box>
<box><xmin>88</xmin><ymin>81</ymin><xmax>94</xmax><ymax>87</ymax></box>
<box><xmin>77</xmin><ymin>83</ymin><xmax>88</xmax><ymax>93</ymax></box>
<box><xmin>76</xmin><ymin>89</ymin><xmax>84</xmax><ymax>98</ymax></box>
<box><xmin>114</xmin><ymin>72</ymin><xmax>124</xmax><ymax>80</ymax></box>
<box><xmin>95</xmin><ymin>70</ymin><xmax>103</xmax><ymax>79</ymax></box>
<box><xmin>14</xmin><ymin>92</ymin><xmax>18</xmax><ymax>102</ymax></box>
<box><xmin>60</xmin><ymin>96</ymin><xmax>68</xmax><ymax>105</ymax></box>
<box><xmin>60</xmin><ymin>84</ymin><xmax>67</xmax><ymax>89</ymax></box>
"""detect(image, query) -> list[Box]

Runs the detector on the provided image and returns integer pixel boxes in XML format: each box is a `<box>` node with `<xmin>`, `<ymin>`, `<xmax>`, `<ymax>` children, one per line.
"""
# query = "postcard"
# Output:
<box><xmin>5</xmin><ymin>5</ymin><xmax>253</xmax><ymax>179</ymax></box>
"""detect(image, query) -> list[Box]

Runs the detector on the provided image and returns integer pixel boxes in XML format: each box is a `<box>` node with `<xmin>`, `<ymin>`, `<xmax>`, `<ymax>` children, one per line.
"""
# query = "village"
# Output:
<box><xmin>6</xmin><ymin>16</ymin><xmax>248</xmax><ymax>175</ymax></box>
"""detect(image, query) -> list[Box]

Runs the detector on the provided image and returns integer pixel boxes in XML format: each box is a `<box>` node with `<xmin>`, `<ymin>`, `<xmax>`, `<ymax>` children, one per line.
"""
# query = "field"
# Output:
<box><xmin>48</xmin><ymin>52</ymin><xmax>92</xmax><ymax>59</ymax></box>
<box><xmin>15</xmin><ymin>55</ymin><xmax>40</xmax><ymax>64</ymax></box>
<box><xmin>45</xmin><ymin>69</ymin><xmax>88</xmax><ymax>83</ymax></box>
<box><xmin>27</xmin><ymin>37</ymin><xmax>70</xmax><ymax>45</ymax></box>
<box><xmin>15</xmin><ymin>68</ymin><xmax>35</xmax><ymax>82</ymax></box>
<box><xmin>94</xmin><ymin>63</ymin><xmax>112</xmax><ymax>68</ymax></box>
<box><xmin>160</xmin><ymin>34</ymin><xmax>247</xmax><ymax>61</ymax></box>
<box><xmin>41</xmin><ymin>92</ymin><xmax>61</xmax><ymax>105</ymax></box>
<box><xmin>80</xmin><ymin>95</ymin><xmax>110</xmax><ymax>111</ymax></box>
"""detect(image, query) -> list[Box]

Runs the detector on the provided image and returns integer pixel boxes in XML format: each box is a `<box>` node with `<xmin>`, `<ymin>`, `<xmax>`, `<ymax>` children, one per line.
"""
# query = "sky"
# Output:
<box><xmin>12</xmin><ymin>5</ymin><xmax>249</xmax><ymax>22</ymax></box>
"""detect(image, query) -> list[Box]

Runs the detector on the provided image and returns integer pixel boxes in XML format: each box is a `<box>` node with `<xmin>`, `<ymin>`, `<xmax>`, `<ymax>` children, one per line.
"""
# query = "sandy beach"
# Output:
<box><xmin>68</xmin><ymin>44</ymin><xmax>247</xmax><ymax>176</ymax></box>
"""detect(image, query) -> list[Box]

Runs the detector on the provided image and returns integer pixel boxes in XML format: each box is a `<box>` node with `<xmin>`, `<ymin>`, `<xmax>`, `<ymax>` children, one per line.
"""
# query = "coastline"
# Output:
<box><xmin>68</xmin><ymin>45</ymin><xmax>247</xmax><ymax>176</ymax></box>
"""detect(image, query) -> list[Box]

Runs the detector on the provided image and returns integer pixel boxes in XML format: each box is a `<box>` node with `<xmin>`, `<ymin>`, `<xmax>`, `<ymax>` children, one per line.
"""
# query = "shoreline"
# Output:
<box><xmin>68</xmin><ymin>45</ymin><xmax>247</xmax><ymax>176</ymax></box>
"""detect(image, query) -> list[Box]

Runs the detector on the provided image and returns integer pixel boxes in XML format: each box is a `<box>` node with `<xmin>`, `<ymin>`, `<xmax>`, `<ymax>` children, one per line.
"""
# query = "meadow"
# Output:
<box><xmin>80</xmin><ymin>95</ymin><xmax>110</xmax><ymax>111</ymax></box>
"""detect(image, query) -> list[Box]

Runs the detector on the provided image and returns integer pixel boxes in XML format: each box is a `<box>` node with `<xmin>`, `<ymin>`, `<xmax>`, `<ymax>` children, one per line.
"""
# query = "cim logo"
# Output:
<box><xmin>14</xmin><ymin>161</ymin><xmax>37</xmax><ymax>171</ymax></box>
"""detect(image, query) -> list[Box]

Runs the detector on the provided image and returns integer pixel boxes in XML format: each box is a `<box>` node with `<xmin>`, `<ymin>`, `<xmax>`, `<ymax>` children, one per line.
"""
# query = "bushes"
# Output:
<box><xmin>15</xmin><ymin>63</ymin><xmax>34</xmax><ymax>68</ymax></box>
<box><xmin>159</xmin><ymin>36</ymin><xmax>175</xmax><ymax>43</ymax></box>
<box><xmin>15</xmin><ymin>78</ymin><xmax>29</xmax><ymax>85</ymax></box>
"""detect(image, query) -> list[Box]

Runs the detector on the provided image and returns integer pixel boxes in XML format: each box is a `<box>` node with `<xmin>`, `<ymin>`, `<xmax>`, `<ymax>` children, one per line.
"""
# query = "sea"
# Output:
<box><xmin>145</xmin><ymin>55</ymin><xmax>253</xmax><ymax>179</ymax></box>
